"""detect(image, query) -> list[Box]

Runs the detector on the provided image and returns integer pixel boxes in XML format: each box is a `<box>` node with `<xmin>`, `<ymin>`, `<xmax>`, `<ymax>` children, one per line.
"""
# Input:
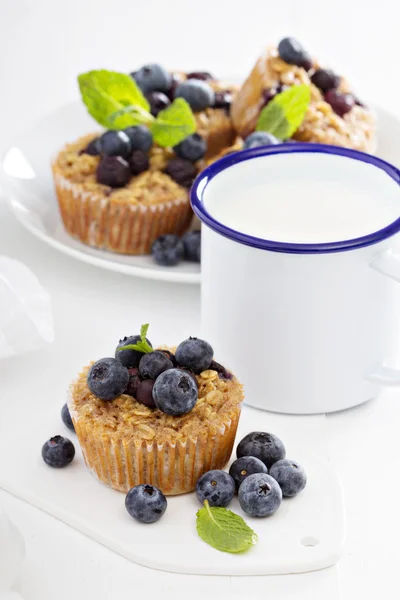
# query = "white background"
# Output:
<box><xmin>1</xmin><ymin>0</ymin><xmax>400</xmax><ymax>598</ymax></box>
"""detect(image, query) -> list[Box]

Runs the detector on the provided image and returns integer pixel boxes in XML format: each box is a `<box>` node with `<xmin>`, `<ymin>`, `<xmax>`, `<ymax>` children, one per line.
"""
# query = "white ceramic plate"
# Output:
<box><xmin>1</xmin><ymin>102</ymin><xmax>399</xmax><ymax>284</ymax></box>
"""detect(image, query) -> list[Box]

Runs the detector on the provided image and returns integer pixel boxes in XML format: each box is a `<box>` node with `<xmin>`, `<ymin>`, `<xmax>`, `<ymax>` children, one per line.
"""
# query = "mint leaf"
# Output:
<box><xmin>78</xmin><ymin>70</ymin><xmax>151</xmax><ymax>129</ymax></box>
<box><xmin>140</xmin><ymin>324</ymin><xmax>149</xmax><ymax>340</ymax></box>
<box><xmin>117</xmin><ymin>323</ymin><xmax>153</xmax><ymax>355</ymax></box>
<box><xmin>256</xmin><ymin>84</ymin><xmax>311</xmax><ymax>140</ymax></box>
<box><xmin>196</xmin><ymin>501</ymin><xmax>258</xmax><ymax>553</ymax></box>
<box><xmin>151</xmin><ymin>98</ymin><xmax>196</xmax><ymax>147</ymax></box>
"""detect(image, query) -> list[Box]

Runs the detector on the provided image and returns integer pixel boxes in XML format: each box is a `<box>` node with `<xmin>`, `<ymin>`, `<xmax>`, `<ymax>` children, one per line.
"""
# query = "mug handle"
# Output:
<box><xmin>368</xmin><ymin>250</ymin><xmax>400</xmax><ymax>385</ymax></box>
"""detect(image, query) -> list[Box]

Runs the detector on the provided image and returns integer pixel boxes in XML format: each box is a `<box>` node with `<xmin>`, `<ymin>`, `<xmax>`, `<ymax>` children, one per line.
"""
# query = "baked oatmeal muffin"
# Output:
<box><xmin>231</xmin><ymin>38</ymin><xmax>376</xmax><ymax>153</ymax></box>
<box><xmin>68</xmin><ymin>329</ymin><xmax>243</xmax><ymax>495</ymax></box>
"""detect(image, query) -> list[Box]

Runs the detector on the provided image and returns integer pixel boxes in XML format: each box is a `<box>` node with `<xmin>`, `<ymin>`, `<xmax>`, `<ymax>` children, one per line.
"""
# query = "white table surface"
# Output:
<box><xmin>1</xmin><ymin>0</ymin><xmax>400</xmax><ymax>597</ymax></box>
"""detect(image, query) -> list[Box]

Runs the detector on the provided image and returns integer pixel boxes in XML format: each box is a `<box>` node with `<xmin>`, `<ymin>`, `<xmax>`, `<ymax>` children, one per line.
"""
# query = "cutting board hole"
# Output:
<box><xmin>301</xmin><ymin>536</ymin><xmax>319</xmax><ymax>547</ymax></box>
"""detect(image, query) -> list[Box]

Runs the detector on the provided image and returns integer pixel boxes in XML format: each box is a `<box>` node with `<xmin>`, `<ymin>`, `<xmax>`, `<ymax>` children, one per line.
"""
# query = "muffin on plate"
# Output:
<box><xmin>68</xmin><ymin>326</ymin><xmax>243</xmax><ymax>494</ymax></box>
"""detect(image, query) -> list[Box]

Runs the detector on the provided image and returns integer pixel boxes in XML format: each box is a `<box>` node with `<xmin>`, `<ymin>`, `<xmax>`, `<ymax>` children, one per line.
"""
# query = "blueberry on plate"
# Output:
<box><xmin>236</xmin><ymin>431</ymin><xmax>286</xmax><ymax>469</ymax></box>
<box><xmin>61</xmin><ymin>403</ymin><xmax>75</xmax><ymax>432</ymax></box>
<box><xmin>133</xmin><ymin>64</ymin><xmax>171</xmax><ymax>94</ymax></box>
<box><xmin>239</xmin><ymin>473</ymin><xmax>282</xmax><ymax>517</ymax></box>
<box><xmin>146</xmin><ymin>91</ymin><xmax>170</xmax><ymax>116</ymax></box>
<box><xmin>116</xmin><ymin>335</ymin><xmax>153</xmax><ymax>369</ymax></box>
<box><xmin>139</xmin><ymin>350</ymin><xmax>174</xmax><ymax>380</ymax></box>
<box><xmin>81</xmin><ymin>136</ymin><xmax>101</xmax><ymax>156</ymax></box>
<box><xmin>187</xmin><ymin>71</ymin><xmax>214</xmax><ymax>81</ymax></box>
<box><xmin>99</xmin><ymin>130</ymin><xmax>132</xmax><ymax>158</ymax></box>
<box><xmin>87</xmin><ymin>357</ymin><xmax>129</xmax><ymax>401</ymax></box>
<box><xmin>136</xmin><ymin>379</ymin><xmax>156</xmax><ymax>408</ymax></box>
<box><xmin>151</xmin><ymin>234</ymin><xmax>184</xmax><ymax>267</ymax></box>
<box><xmin>152</xmin><ymin>368</ymin><xmax>198</xmax><ymax>415</ymax></box>
<box><xmin>213</xmin><ymin>91</ymin><xmax>232</xmax><ymax>110</ymax></box>
<box><xmin>175</xmin><ymin>337</ymin><xmax>213</xmax><ymax>373</ymax></box>
<box><xmin>196</xmin><ymin>470</ymin><xmax>235</xmax><ymax>507</ymax></box>
<box><xmin>269</xmin><ymin>459</ymin><xmax>307</xmax><ymax>497</ymax></box>
<box><xmin>125</xmin><ymin>484</ymin><xmax>167</xmax><ymax>523</ymax></box>
<box><xmin>129</xmin><ymin>150</ymin><xmax>149</xmax><ymax>175</ymax></box>
<box><xmin>174</xmin><ymin>80</ymin><xmax>215</xmax><ymax>112</ymax></box>
<box><xmin>229</xmin><ymin>456</ymin><xmax>268</xmax><ymax>490</ymax></box>
<box><xmin>324</xmin><ymin>89</ymin><xmax>355</xmax><ymax>117</ymax></box>
<box><xmin>310</xmin><ymin>68</ymin><xmax>340</xmax><ymax>93</ymax></box>
<box><xmin>96</xmin><ymin>156</ymin><xmax>132</xmax><ymax>188</ymax></box>
<box><xmin>156</xmin><ymin>349</ymin><xmax>177</xmax><ymax>366</ymax></box>
<box><xmin>126</xmin><ymin>367</ymin><xmax>141</xmax><ymax>398</ymax></box>
<box><xmin>277</xmin><ymin>37</ymin><xmax>312</xmax><ymax>70</ymax></box>
<box><xmin>165</xmin><ymin>158</ymin><xmax>197</xmax><ymax>188</ymax></box>
<box><xmin>124</xmin><ymin>125</ymin><xmax>153</xmax><ymax>152</ymax></box>
<box><xmin>182</xmin><ymin>230</ymin><xmax>201</xmax><ymax>262</ymax></box>
<box><xmin>209</xmin><ymin>359</ymin><xmax>232</xmax><ymax>380</ymax></box>
<box><xmin>243</xmin><ymin>131</ymin><xmax>280</xmax><ymax>149</ymax></box>
<box><xmin>42</xmin><ymin>436</ymin><xmax>75</xmax><ymax>468</ymax></box>
<box><xmin>174</xmin><ymin>133</ymin><xmax>207</xmax><ymax>162</ymax></box>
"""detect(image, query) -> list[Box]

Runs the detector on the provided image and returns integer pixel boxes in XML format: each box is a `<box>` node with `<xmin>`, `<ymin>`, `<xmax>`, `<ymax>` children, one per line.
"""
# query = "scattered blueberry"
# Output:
<box><xmin>151</xmin><ymin>234</ymin><xmax>184</xmax><ymax>267</ymax></box>
<box><xmin>243</xmin><ymin>131</ymin><xmax>280</xmax><ymax>149</ymax></box>
<box><xmin>96</xmin><ymin>156</ymin><xmax>131</xmax><ymax>188</ymax></box>
<box><xmin>213</xmin><ymin>91</ymin><xmax>232</xmax><ymax>110</ymax></box>
<box><xmin>99</xmin><ymin>130</ymin><xmax>132</xmax><ymax>158</ymax></box>
<box><xmin>116</xmin><ymin>335</ymin><xmax>153</xmax><ymax>369</ymax></box>
<box><xmin>166</xmin><ymin>72</ymin><xmax>182</xmax><ymax>102</ymax></box>
<box><xmin>152</xmin><ymin>368</ymin><xmax>198</xmax><ymax>415</ymax></box>
<box><xmin>174</xmin><ymin>80</ymin><xmax>215</xmax><ymax>112</ymax></box>
<box><xmin>238</xmin><ymin>473</ymin><xmax>282</xmax><ymax>517</ymax></box>
<box><xmin>324</xmin><ymin>89</ymin><xmax>355</xmax><ymax>117</ymax></box>
<box><xmin>124</xmin><ymin>125</ymin><xmax>153</xmax><ymax>152</ymax></box>
<box><xmin>126</xmin><ymin>367</ymin><xmax>141</xmax><ymax>398</ymax></box>
<box><xmin>42</xmin><ymin>436</ymin><xmax>75</xmax><ymax>468</ymax></box>
<box><xmin>129</xmin><ymin>150</ymin><xmax>149</xmax><ymax>175</ymax></box>
<box><xmin>269</xmin><ymin>459</ymin><xmax>307</xmax><ymax>497</ymax></box>
<box><xmin>196</xmin><ymin>470</ymin><xmax>235</xmax><ymax>507</ymax></box>
<box><xmin>310</xmin><ymin>68</ymin><xmax>340</xmax><ymax>93</ymax></box>
<box><xmin>182</xmin><ymin>230</ymin><xmax>201</xmax><ymax>262</ymax></box>
<box><xmin>136</xmin><ymin>379</ymin><xmax>156</xmax><ymax>408</ymax></box>
<box><xmin>165</xmin><ymin>158</ymin><xmax>197</xmax><ymax>188</ymax></box>
<box><xmin>125</xmin><ymin>484</ymin><xmax>167</xmax><ymax>523</ymax></box>
<box><xmin>175</xmin><ymin>337</ymin><xmax>213</xmax><ymax>373</ymax></box>
<box><xmin>236</xmin><ymin>432</ymin><xmax>286</xmax><ymax>469</ymax></box>
<box><xmin>87</xmin><ymin>357</ymin><xmax>129</xmax><ymax>401</ymax></box>
<box><xmin>146</xmin><ymin>91</ymin><xmax>171</xmax><ymax>116</ymax></box>
<box><xmin>277</xmin><ymin>37</ymin><xmax>312</xmax><ymax>70</ymax></box>
<box><xmin>133</xmin><ymin>64</ymin><xmax>171</xmax><ymax>94</ymax></box>
<box><xmin>209</xmin><ymin>359</ymin><xmax>232</xmax><ymax>380</ymax></box>
<box><xmin>187</xmin><ymin>71</ymin><xmax>214</xmax><ymax>81</ymax></box>
<box><xmin>61</xmin><ymin>403</ymin><xmax>75</xmax><ymax>432</ymax></box>
<box><xmin>139</xmin><ymin>350</ymin><xmax>174</xmax><ymax>380</ymax></box>
<box><xmin>156</xmin><ymin>349</ymin><xmax>177</xmax><ymax>366</ymax></box>
<box><xmin>229</xmin><ymin>456</ymin><xmax>268</xmax><ymax>490</ymax></box>
<box><xmin>82</xmin><ymin>136</ymin><xmax>101</xmax><ymax>156</ymax></box>
<box><xmin>174</xmin><ymin>134</ymin><xmax>207</xmax><ymax>162</ymax></box>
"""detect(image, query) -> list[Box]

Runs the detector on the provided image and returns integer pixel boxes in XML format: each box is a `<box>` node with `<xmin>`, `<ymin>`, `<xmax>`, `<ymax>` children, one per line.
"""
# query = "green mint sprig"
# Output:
<box><xmin>196</xmin><ymin>500</ymin><xmax>258</xmax><ymax>553</ymax></box>
<box><xmin>117</xmin><ymin>323</ymin><xmax>153</xmax><ymax>355</ymax></box>
<box><xmin>78</xmin><ymin>70</ymin><xmax>196</xmax><ymax>147</ymax></box>
<box><xmin>256</xmin><ymin>84</ymin><xmax>311</xmax><ymax>140</ymax></box>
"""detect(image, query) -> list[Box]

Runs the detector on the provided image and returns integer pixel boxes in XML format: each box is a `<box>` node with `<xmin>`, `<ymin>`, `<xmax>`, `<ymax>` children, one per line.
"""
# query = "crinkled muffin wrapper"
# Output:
<box><xmin>53</xmin><ymin>171</ymin><xmax>193</xmax><ymax>255</ymax></box>
<box><xmin>68</xmin><ymin>391</ymin><xmax>241</xmax><ymax>495</ymax></box>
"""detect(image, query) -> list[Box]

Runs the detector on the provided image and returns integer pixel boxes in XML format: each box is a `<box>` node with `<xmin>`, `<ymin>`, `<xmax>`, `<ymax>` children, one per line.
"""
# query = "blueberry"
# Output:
<box><xmin>236</xmin><ymin>432</ymin><xmax>286</xmax><ymax>469</ymax></box>
<box><xmin>126</xmin><ymin>367</ymin><xmax>141</xmax><ymax>398</ymax></box>
<box><xmin>324</xmin><ymin>89</ymin><xmax>355</xmax><ymax>117</ymax></box>
<box><xmin>87</xmin><ymin>357</ymin><xmax>129</xmax><ymax>401</ymax></box>
<box><xmin>116</xmin><ymin>335</ymin><xmax>153</xmax><ymax>368</ymax></box>
<box><xmin>310</xmin><ymin>68</ymin><xmax>340</xmax><ymax>93</ymax></box>
<box><xmin>165</xmin><ymin>158</ymin><xmax>197</xmax><ymax>188</ymax></box>
<box><xmin>139</xmin><ymin>350</ymin><xmax>174</xmax><ymax>380</ymax></box>
<box><xmin>125</xmin><ymin>484</ymin><xmax>167</xmax><ymax>523</ymax></box>
<box><xmin>124</xmin><ymin>125</ymin><xmax>153</xmax><ymax>152</ymax></box>
<box><xmin>175</xmin><ymin>337</ymin><xmax>213</xmax><ymax>373</ymax></box>
<box><xmin>136</xmin><ymin>379</ymin><xmax>156</xmax><ymax>408</ymax></box>
<box><xmin>209</xmin><ymin>359</ymin><xmax>232</xmax><ymax>380</ymax></box>
<box><xmin>61</xmin><ymin>403</ymin><xmax>75</xmax><ymax>432</ymax></box>
<box><xmin>133</xmin><ymin>64</ymin><xmax>171</xmax><ymax>94</ymax></box>
<box><xmin>174</xmin><ymin>134</ymin><xmax>207</xmax><ymax>162</ymax></box>
<box><xmin>146</xmin><ymin>91</ymin><xmax>170</xmax><ymax>116</ymax></box>
<box><xmin>213</xmin><ymin>91</ymin><xmax>232</xmax><ymax>110</ymax></box>
<box><xmin>96</xmin><ymin>156</ymin><xmax>131</xmax><ymax>188</ymax></box>
<box><xmin>166</xmin><ymin>73</ymin><xmax>183</xmax><ymax>101</ymax></box>
<box><xmin>187</xmin><ymin>71</ymin><xmax>214</xmax><ymax>81</ymax></box>
<box><xmin>243</xmin><ymin>131</ymin><xmax>280</xmax><ymax>149</ymax></box>
<box><xmin>129</xmin><ymin>150</ymin><xmax>149</xmax><ymax>175</ymax></box>
<box><xmin>229</xmin><ymin>456</ymin><xmax>268</xmax><ymax>490</ymax></box>
<box><xmin>174</xmin><ymin>80</ymin><xmax>215</xmax><ymax>112</ymax></box>
<box><xmin>239</xmin><ymin>473</ymin><xmax>282</xmax><ymax>517</ymax></box>
<box><xmin>156</xmin><ymin>349</ymin><xmax>177</xmax><ymax>366</ymax></box>
<box><xmin>99</xmin><ymin>130</ymin><xmax>132</xmax><ymax>158</ymax></box>
<box><xmin>42</xmin><ymin>436</ymin><xmax>75</xmax><ymax>468</ymax></box>
<box><xmin>196</xmin><ymin>470</ymin><xmax>235</xmax><ymax>507</ymax></box>
<box><xmin>151</xmin><ymin>234</ymin><xmax>184</xmax><ymax>267</ymax></box>
<box><xmin>260</xmin><ymin>86</ymin><xmax>283</xmax><ymax>109</ymax></box>
<box><xmin>82</xmin><ymin>136</ymin><xmax>101</xmax><ymax>156</ymax></box>
<box><xmin>269</xmin><ymin>459</ymin><xmax>307</xmax><ymax>497</ymax></box>
<box><xmin>152</xmin><ymin>368</ymin><xmax>198</xmax><ymax>415</ymax></box>
<box><xmin>182</xmin><ymin>230</ymin><xmax>201</xmax><ymax>262</ymax></box>
<box><xmin>277</xmin><ymin>37</ymin><xmax>312</xmax><ymax>70</ymax></box>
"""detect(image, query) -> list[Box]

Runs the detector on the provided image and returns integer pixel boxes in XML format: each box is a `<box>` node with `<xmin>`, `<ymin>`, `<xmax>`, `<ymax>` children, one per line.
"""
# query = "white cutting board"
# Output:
<box><xmin>0</xmin><ymin>404</ymin><xmax>345</xmax><ymax>576</ymax></box>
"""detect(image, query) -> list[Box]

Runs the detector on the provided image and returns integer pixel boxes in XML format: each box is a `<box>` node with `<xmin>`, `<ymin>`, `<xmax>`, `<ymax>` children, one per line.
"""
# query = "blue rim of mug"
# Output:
<box><xmin>190</xmin><ymin>143</ymin><xmax>400</xmax><ymax>254</ymax></box>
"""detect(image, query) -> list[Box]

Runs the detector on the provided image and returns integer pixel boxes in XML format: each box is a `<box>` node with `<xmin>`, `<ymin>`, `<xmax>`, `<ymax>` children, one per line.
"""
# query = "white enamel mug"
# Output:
<box><xmin>192</xmin><ymin>144</ymin><xmax>400</xmax><ymax>414</ymax></box>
